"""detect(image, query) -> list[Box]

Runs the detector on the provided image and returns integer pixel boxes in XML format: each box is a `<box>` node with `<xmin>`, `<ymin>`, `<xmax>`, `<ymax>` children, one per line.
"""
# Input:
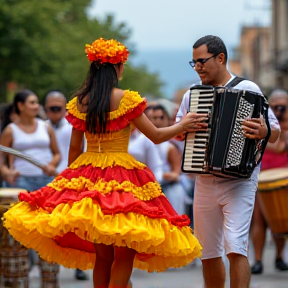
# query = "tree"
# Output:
<box><xmin>0</xmin><ymin>0</ymin><xmax>163</xmax><ymax>102</ymax></box>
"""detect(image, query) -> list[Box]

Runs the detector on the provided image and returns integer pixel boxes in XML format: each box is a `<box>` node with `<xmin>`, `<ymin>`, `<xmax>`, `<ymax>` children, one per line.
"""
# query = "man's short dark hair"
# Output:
<box><xmin>193</xmin><ymin>35</ymin><xmax>228</xmax><ymax>64</ymax></box>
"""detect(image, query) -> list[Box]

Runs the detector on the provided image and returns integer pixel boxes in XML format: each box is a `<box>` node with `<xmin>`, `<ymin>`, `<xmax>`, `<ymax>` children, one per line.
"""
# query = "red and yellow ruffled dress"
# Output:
<box><xmin>3</xmin><ymin>90</ymin><xmax>201</xmax><ymax>272</ymax></box>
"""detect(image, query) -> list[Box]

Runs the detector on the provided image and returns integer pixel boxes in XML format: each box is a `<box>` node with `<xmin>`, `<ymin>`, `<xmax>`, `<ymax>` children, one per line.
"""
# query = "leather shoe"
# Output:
<box><xmin>75</xmin><ymin>269</ymin><xmax>88</xmax><ymax>280</ymax></box>
<box><xmin>251</xmin><ymin>261</ymin><xmax>263</xmax><ymax>274</ymax></box>
<box><xmin>275</xmin><ymin>258</ymin><xmax>288</xmax><ymax>271</ymax></box>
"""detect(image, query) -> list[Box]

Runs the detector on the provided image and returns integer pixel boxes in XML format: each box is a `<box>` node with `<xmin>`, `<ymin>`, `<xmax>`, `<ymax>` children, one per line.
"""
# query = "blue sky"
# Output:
<box><xmin>90</xmin><ymin>0</ymin><xmax>271</xmax><ymax>50</ymax></box>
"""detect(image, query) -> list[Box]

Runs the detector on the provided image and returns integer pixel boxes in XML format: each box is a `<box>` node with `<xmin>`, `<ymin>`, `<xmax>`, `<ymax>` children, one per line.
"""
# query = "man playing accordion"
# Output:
<box><xmin>175</xmin><ymin>35</ymin><xmax>280</xmax><ymax>288</ymax></box>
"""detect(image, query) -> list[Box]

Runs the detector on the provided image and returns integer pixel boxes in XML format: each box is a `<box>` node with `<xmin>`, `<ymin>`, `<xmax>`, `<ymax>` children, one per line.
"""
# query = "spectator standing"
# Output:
<box><xmin>128</xmin><ymin>127</ymin><xmax>163</xmax><ymax>183</ymax></box>
<box><xmin>44</xmin><ymin>90</ymin><xmax>88</xmax><ymax>280</ymax></box>
<box><xmin>250</xmin><ymin>89</ymin><xmax>288</xmax><ymax>274</ymax></box>
<box><xmin>0</xmin><ymin>89</ymin><xmax>61</xmax><ymax>268</ymax></box>
<box><xmin>151</xmin><ymin>104</ymin><xmax>186</xmax><ymax>215</ymax></box>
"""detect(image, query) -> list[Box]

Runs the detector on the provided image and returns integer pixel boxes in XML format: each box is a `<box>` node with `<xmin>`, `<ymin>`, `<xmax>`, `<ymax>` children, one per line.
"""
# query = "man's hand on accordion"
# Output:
<box><xmin>242</xmin><ymin>116</ymin><xmax>268</xmax><ymax>140</ymax></box>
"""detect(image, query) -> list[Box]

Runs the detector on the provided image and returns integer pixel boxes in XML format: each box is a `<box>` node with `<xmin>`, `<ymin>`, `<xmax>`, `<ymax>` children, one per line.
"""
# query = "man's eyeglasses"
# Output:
<box><xmin>189</xmin><ymin>53</ymin><xmax>220</xmax><ymax>68</ymax></box>
<box><xmin>47</xmin><ymin>106</ymin><xmax>62</xmax><ymax>113</ymax></box>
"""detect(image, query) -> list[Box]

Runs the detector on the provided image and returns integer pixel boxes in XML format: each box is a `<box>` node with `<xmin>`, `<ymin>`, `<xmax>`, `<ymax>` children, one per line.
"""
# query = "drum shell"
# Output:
<box><xmin>0</xmin><ymin>188</ymin><xmax>29</xmax><ymax>287</ymax></box>
<box><xmin>258</xmin><ymin>178</ymin><xmax>288</xmax><ymax>235</ymax></box>
<box><xmin>0</xmin><ymin>188</ymin><xmax>60</xmax><ymax>288</ymax></box>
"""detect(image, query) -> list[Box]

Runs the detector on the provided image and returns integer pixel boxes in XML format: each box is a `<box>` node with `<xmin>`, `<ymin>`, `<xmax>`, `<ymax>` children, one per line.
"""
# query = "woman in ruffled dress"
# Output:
<box><xmin>3</xmin><ymin>38</ymin><xmax>205</xmax><ymax>288</ymax></box>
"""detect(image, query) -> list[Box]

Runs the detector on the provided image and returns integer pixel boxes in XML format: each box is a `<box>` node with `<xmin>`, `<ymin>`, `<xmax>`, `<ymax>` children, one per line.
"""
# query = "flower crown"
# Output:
<box><xmin>85</xmin><ymin>37</ymin><xmax>129</xmax><ymax>64</ymax></box>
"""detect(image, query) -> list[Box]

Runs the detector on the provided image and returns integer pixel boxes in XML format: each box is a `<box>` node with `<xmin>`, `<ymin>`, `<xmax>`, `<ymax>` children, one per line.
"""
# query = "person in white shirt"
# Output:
<box><xmin>44</xmin><ymin>91</ymin><xmax>88</xmax><ymax>281</ymax></box>
<box><xmin>0</xmin><ymin>89</ymin><xmax>61</xmax><ymax>269</ymax></box>
<box><xmin>175</xmin><ymin>35</ymin><xmax>280</xmax><ymax>288</ymax></box>
<box><xmin>44</xmin><ymin>91</ymin><xmax>73</xmax><ymax>174</ymax></box>
<box><xmin>150</xmin><ymin>104</ymin><xmax>186</xmax><ymax>215</ymax></box>
<box><xmin>0</xmin><ymin>89</ymin><xmax>60</xmax><ymax>190</ymax></box>
<box><xmin>128</xmin><ymin>127</ymin><xmax>163</xmax><ymax>183</ymax></box>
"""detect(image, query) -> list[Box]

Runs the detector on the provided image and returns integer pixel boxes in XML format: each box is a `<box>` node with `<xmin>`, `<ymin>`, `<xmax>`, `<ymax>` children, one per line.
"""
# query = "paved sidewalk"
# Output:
<box><xmin>1</xmin><ymin>238</ymin><xmax>287</xmax><ymax>288</ymax></box>
<box><xmin>24</xmin><ymin>240</ymin><xmax>287</xmax><ymax>288</ymax></box>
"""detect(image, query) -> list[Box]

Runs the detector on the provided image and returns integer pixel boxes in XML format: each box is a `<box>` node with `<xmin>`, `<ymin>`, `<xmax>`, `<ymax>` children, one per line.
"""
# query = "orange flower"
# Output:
<box><xmin>85</xmin><ymin>38</ymin><xmax>129</xmax><ymax>64</ymax></box>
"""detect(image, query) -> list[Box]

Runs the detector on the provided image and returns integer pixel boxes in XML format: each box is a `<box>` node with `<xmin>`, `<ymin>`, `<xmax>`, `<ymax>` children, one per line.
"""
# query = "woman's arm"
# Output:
<box><xmin>0</xmin><ymin>126</ymin><xmax>20</xmax><ymax>184</ymax></box>
<box><xmin>68</xmin><ymin>128</ymin><xmax>84</xmax><ymax>166</ymax></box>
<box><xmin>132</xmin><ymin>112</ymin><xmax>207</xmax><ymax>144</ymax></box>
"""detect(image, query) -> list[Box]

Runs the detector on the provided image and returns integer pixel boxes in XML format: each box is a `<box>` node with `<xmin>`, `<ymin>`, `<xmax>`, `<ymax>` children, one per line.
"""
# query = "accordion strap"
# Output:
<box><xmin>225</xmin><ymin>76</ymin><xmax>246</xmax><ymax>88</ymax></box>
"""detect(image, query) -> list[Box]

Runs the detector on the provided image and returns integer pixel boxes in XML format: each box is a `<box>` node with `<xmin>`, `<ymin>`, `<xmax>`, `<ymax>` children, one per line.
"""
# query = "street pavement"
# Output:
<box><xmin>23</xmin><ymin>237</ymin><xmax>288</xmax><ymax>288</ymax></box>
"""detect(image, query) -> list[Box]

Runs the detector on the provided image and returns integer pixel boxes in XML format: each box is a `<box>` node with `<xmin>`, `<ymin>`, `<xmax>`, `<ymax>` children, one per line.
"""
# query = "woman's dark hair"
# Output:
<box><xmin>0</xmin><ymin>103</ymin><xmax>14</xmax><ymax>132</ymax></box>
<box><xmin>77</xmin><ymin>61</ymin><xmax>119</xmax><ymax>134</ymax></box>
<box><xmin>13</xmin><ymin>89</ymin><xmax>37</xmax><ymax>115</ymax></box>
<box><xmin>193</xmin><ymin>35</ymin><xmax>228</xmax><ymax>64</ymax></box>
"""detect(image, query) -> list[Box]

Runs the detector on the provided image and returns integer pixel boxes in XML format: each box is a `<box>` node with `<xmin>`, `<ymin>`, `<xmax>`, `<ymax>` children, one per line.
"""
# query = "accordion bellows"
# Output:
<box><xmin>3</xmin><ymin>90</ymin><xmax>202</xmax><ymax>272</ymax></box>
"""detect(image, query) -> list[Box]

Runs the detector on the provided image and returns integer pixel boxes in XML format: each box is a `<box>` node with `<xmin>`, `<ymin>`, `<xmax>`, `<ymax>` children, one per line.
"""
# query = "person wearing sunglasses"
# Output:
<box><xmin>44</xmin><ymin>91</ymin><xmax>89</xmax><ymax>281</ymax></box>
<box><xmin>44</xmin><ymin>91</ymin><xmax>72</xmax><ymax>175</ymax></box>
<box><xmin>175</xmin><ymin>35</ymin><xmax>280</xmax><ymax>288</ymax></box>
<box><xmin>250</xmin><ymin>89</ymin><xmax>288</xmax><ymax>275</ymax></box>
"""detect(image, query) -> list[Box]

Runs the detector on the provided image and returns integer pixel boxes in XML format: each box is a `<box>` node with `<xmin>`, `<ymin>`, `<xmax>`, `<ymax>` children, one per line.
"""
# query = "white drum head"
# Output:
<box><xmin>258</xmin><ymin>168</ymin><xmax>288</xmax><ymax>183</ymax></box>
<box><xmin>0</xmin><ymin>188</ymin><xmax>25</xmax><ymax>198</ymax></box>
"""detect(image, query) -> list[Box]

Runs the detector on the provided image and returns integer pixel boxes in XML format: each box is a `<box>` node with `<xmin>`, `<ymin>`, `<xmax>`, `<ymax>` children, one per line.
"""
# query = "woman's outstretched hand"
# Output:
<box><xmin>179</xmin><ymin>112</ymin><xmax>208</xmax><ymax>133</ymax></box>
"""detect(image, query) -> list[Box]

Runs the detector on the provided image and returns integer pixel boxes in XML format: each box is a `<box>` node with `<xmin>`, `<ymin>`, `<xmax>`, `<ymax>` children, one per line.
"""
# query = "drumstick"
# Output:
<box><xmin>0</xmin><ymin>144</ymin><xmax>47</xmax><ymax>171</ymax></box>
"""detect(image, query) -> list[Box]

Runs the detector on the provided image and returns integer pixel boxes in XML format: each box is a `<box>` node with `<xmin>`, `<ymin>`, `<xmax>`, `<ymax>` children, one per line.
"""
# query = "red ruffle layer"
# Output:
<box><xmin>66</xmin><ymin>101</ymin><xmax>147</xmax><ymax>132</ymax></box>
<box><xmin>19</xmin><ymin>188</ymin><xmax>190</xmax><ymax>227</ymax></box>
<box><xmin>54</xmin><ymin>232</ymin><xmax>95</xmax><ymax>253</ymax></box>
<box><xmin>60</xmin><ymin>165</ymin><xmax>155</xmax><ymax>186</ymax></box>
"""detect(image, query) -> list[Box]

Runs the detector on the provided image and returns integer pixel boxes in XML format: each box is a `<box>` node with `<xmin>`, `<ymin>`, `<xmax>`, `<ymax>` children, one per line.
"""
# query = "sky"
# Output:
<box><xmin>90</xmin><ymin>0</ymin><xmax>271</xmax><ymax>51</ymax></box>
<box><xmin>89</xmin><ymin>0</ymin><xmax>271</xmax><ymax>98</ymax></box>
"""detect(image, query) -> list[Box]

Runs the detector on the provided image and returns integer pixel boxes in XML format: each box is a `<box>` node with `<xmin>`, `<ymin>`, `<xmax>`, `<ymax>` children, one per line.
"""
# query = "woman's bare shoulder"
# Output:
<box><xmin>0</xmin><ymin>124</ymin><xmax>13</xmax><ymax>144</ymax></box>
<box><xmin>110</xmin><ymin>88</ymin><xmax>125</xmax><ymax>111</ymax></box>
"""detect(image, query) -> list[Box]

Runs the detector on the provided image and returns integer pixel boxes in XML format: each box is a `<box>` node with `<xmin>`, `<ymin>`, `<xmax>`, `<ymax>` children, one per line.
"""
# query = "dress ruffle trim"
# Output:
<box><xmin>3</xmin><ymin>198</ymin><xmax>202</xmax><ymax>272</ymax></box>
<box><xmin>48</xmin><ymin>176</ymin><xmax>162</xmax><ymax>201</ymax></box>
<box><xmin>69</xmin><ymin>152</ymin><xmax>146</xmax><ymax>170</ymax></box>
<box><xmin>60</xmin><ymin>165</ymin><xmax>155</xmax><ymax>186</ymax></box>
<box><xmin>19</xmin><ymin>190</ymin><xmax>190</xmax><ymax>227</ymax></box>
<box><xmin>66</xmin><ymin>91</ymin><xmax>146</xmax><ymax>132</ymax></box>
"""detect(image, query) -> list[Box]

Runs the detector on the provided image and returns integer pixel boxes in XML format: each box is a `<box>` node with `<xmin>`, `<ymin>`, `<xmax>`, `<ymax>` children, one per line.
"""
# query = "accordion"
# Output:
<box><xmin>181</xmin><ymin>85</ymin><xmax>271</xmax><ymax>178</ymax></box>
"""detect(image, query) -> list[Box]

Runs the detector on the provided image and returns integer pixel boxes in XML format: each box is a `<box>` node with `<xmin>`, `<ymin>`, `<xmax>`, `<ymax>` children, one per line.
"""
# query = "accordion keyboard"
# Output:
<box><xmin>182</xmin><ymin>88</ymin><xmax>214</xmax><ymax>172</ymax></box>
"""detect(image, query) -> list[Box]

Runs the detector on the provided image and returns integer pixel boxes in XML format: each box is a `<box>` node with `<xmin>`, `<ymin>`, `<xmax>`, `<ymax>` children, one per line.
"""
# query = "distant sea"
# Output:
<box><xmin>131</xmin><ymin>49</ymin><xmax>201</xmax><ymax>99</ymax></box>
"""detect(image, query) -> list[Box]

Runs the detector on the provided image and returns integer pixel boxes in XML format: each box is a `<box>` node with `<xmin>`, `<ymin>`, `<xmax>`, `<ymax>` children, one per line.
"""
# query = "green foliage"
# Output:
<box><xmin>119</xmin><ymin>64</ymin><xmax>163</xmax><ymax>97</ymax></box>
<box><xmin>0</xmin><ymin>0</ymin><xmax>163</xmax><ymax>102</ymax></box>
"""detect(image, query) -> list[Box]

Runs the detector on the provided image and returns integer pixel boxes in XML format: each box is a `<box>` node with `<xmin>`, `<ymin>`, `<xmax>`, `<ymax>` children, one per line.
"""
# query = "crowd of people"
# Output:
<box><xmin>0</xmin><ymin>35</ymin><xmax>287</xmax><ymax>288</ymax></box>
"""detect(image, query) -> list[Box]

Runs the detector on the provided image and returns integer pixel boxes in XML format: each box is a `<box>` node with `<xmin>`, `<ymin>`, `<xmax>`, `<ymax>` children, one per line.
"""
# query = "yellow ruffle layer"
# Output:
<box><xmin>48</xmin><ymin>176</ymin><xmax>163</xmax><ymax>201</ymax></box>
<box><xmin>66</xmin><ymin>90</ymin><xmax>144</xmax><ymax>121</ymax></box>
<box><xmin>3</xmin><ymin>198</ymin><xmax>202</xmax><ymax>272</ymax></box>
<box><xmin>69</xmin><ymin>152</ymin><xmax>146</xmax><ymax>170</ymax></box>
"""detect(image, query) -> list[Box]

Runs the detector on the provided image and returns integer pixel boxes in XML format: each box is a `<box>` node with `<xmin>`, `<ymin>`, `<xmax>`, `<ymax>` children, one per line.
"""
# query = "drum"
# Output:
<box><xmin>0</xmin><ymin>188</ymin><xmax>60</xmax><ymax>288</ymax></box>
<box><xmin>258</xmin><ymin>168</ymin><xmax>288</xmax><ymax>235</ymax></box>
<box><xmin>0</xmin><ymin>187</ymin><xmax>29</xmax><ymax>288</ymax></box>
<box><xmin>39</xmin><ymin>259</ymin><xmax>60</xmax><ymax>288</ymax></box>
